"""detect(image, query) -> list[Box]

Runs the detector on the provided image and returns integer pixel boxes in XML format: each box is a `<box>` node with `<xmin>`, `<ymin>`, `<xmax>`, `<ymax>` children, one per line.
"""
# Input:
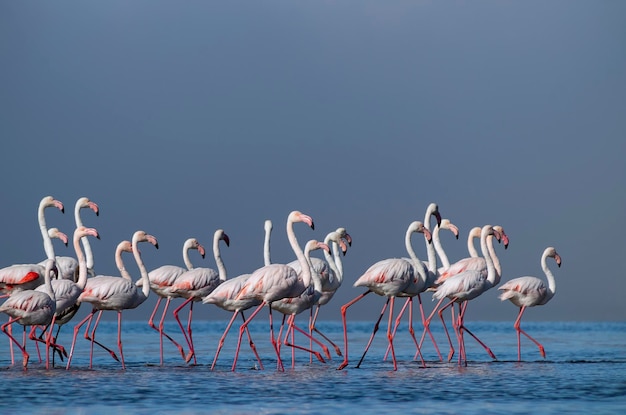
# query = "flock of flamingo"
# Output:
<box><xmin>0</xmin><ymin>196</ymin><xmax>562</xmax><ymax>371</ymax></box>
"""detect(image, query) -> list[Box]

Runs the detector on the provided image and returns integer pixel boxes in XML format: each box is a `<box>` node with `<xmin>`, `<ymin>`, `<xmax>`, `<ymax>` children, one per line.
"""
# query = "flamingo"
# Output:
<box><xmin>169</xmin><ymin>229</ymin><xmax>230</xmax><ymax>365</ymax></box>
<box><xmin>203</xmin><ymin>220</ymin><xmax>274</xmax><ymax>370</ymax></box>
<box><xmin>498</xmin><ymin>247</ymin><xmax>562</xmax><ymax>360</ymax></box>
<box><xmin>228</xmin><ymin>210</ymin><xmax>316</xmax><ymax>372</ymax></box>
<box><xmin>65</xmin><ymin>230</ymin><xmax>159</xmax><ymax>370</ymax></box>
<box><xmin>431</xmin><ymin>225</ymin><xmax>501</xmax><ymax>365</ymax></box>
<box><xmin>50</xmin><ymin>197</ymin><xmax>100</xmax><ymax>281</ymax></box>
<box><xmin>307</xmin><ymin>228</ymin><xmax>351</xmax><ymax>357</ymax></box>
<box><xmin>337</xmin><ymin>221</ymin><xmax>432</xmax><ymax>371</ymax></box>
<box><xmin>272</xmin><ymin>239</ymin><xmax>332</xmax><ymax>368</ymax></box>
<box><xmin>34</xmin><ymin>226</ymin><xmax>100</xmax><ymax>365</ymax></box>
<box><xmin>141</xmin><ymin>237</ymin><xmax>205</xmax><ymax>365</ymax></box>
<box><xmin>0</xmin><ymin>258</ymin><xmax>59</xmax><ymax>369</ymax></box>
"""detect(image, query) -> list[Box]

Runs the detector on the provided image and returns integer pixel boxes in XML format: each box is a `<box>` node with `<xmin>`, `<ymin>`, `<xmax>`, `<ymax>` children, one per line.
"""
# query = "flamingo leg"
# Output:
<box><xmin>514</xmin><ymin>306</ymin><xmax>545</xmax><ymax>360</ymax></box>
<box><xmin>457</xmin><ymin>302</ymin><xmax>497</xmax><ymax>362</ymax></box>
<box><xmin>232</xmin><ymin>302</ymin><xmax>266</xmax><ymax>372</ymax></box>
<box><xmin>276</xmin><ymin>314</ymin><xmax>287</xmax><ymax>360</ymax></box>
<box><xmin>407</xmin><ymin>297</ymin><xmax>426</xmax><ymax>367</ymax></box>
<box><xmin>435</xmin><ymin>298</ymin><xmax>457</xmax><ymax>362</ymax></box>
<box><xmin>66</xmin><ymin>308</ymin><xmax>97</xmax><ymax>369</ymax></box>
<box><xmin>386</xmin><ymin>297</ymin><xmax>399</xmax><ymax>371</ymax></box>
<box><xmin>186</xmin><ymin>301</ymin><xmax>197</xmax><ymax>365</ymax></box>
<box><xmin>413</xmin><ymin>294</ymin><xmax>442</xmax><ymax>361</ymax></box>
<box><xmin>356</xmin><ymin>297</ymin><xmax>390</xmax><ymax>368</ymax></box>
<box><xmin>8</xmin><ymin>323</ymin><xmax>14</xmax><ymax>365</ymax></box>
<box><xmin>267</xmin><ymin>306</ymin><xmax>284</xmax><ymax>372</ymax></box>
<box><xmin>211</xmin><ymin>310</ymin><xmax>239</xmax><ymax>370</ymax></box>
<box><xmin>283</xmin><ymin>314</ymin><xmax>328</xmax><ymax>365</ymax></box>
<box><xmin>310</xmin><ymin>304</ymin><xmax>342</xmax><ymax>357</ymax></box>
<box><xmin>383</xmin><ymin>297</ymin><xmax>410</xmax><ymax>361</ymax></box>
<box><xmin>116</xmin><ymin>311</ymin><xmax>126</xmax><ymax>370</ymax></box>
<box><xmin>158</xmin><ymin>297</ymin><xmax>187</xmax><ymax>364</ymax></box>
<box><xmin>337</xmin><ymin>290</ymin><xmax>371</xmax><ymax>370</ymax></box>
<box><xmin>173</xmin><ymin>297</ymin><xmax>195</xmax><ymax>363</ymax></box>
<box><xmin>419</xmin><ymin>296</ymin><xmax>446</xmax><ymax>351</ymax></box>
<box><xmin>2</xmin><ymin>319</ymin><xmax>29</xmax><ymax>369</ymax></box>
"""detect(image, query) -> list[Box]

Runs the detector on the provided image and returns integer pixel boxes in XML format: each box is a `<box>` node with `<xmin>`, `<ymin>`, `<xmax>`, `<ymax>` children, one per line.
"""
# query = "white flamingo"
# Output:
<box><xmin>169</xmin><ymin>229</ymin><xmax>229</xmax><ymax>365</ymax></box>
<box><xmin>498</xmin><ymin>247</ymin><xmax>562</xmax><ymax>360</ymax></box>
<box><xmin>142</xmin><ymin>237</ymin><xmax>205</xmax><ymax>365</ymax></box>
<box><xmin>0</xmin><ymin>258</ymin><xmax>59</xmax><ymax>369</ymax></box>
<box><xmin>203</xmin><ymin>220</ymin><xmax>273</xmax><ymax>370</ymax></box>
<box><xmin>337</xmin><ymin>221</ymin><xmax>432</xmax><ymax>371</ymax></box>
<box><xmin>65</xmin><ymin>230</ymin><xmax>159</xmax><ymax>370</ymax></box>
<box><xmin>229</xmin><ymin>210</ymin><xmax>315</xmax><ymax>372</ymax></box>
<box><xmin>432</xmin><ymin>225</ymin><xmax>501</xmax><ymax>366</ymax></box>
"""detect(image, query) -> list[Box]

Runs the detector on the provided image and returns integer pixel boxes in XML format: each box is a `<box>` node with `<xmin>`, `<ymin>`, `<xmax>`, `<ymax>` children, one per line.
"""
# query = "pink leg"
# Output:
<box><xmin>173</xmin><ymin>297</ymin><xmax>195</xmax><ymax>363</ymax></box>
<box><xmin>457</xmin><ymin>302</ymin><xmax>497</xmax><ymax>362</ymax></box>
<box><xmin>116</xmin><ymin>311</ymin><xmax>126</xmax><ymax>369</ymax></box>
<box><xmin>159</xmin><ymin>297</ymin><xmax>187</xmax><ymax>363</ymax></box>
<box><xmin>419</xmin><ymin>296</ymin><xmax>446</xmax><ymax>352</ymax></box>
<box><xmin>186</xmin><ymin>301</ymin><xmax>197</xmax><ymax>364</ymax></box>
<box><xmin>282</xmin><ymin>314</ymin><xmax>328</xmax><ymax>365</ymax></box>
<box><xmin>232</xmin><ymin>302</ymin><xmax>266</xmax><ymax>372</ymax></box>
<box><xmin>435</xmin><ymin>298</ymin><xmax>457</xmax><ymax>361</ymax></box>
<box><xmin>8</xmin><ymin>323</ymin><xmax>14</xmax><ymax>365</ymax></box>
<box><xmin>66</xmin><ymin>308</ymin><xmax>97</xmax><ymax>370</ymax></box>
<box><xmin>267</xmin><ymin>306</ymin><xmax>284</xmax><ymax>371</ymax></box>
<box><xmin>407</xmin><ymin>297</ymin><xmax>426</xmax><ymax>367</ymax></box>
<box><xmin>384</xmin><ymin>297</ymin><xmax>410</xmax><ymax>361</ymax></box>
<box><xmin>310</xmin><ymin>305</ymin><xmax>342</xmax><ymax>357</ymax></box>
<box><xmin>386</xmin><ymin>297</ymin><xmax>398</xmax><ymax>371</ymax></box>
<box><xmin>337</xmin><ymin>290</ymin><xmax>371</xmax><ymax>370</ymax></box>
<box><xmin>514</xmin><ymin>306</ymin><xmax>545</xmax><ymax>360</ymax></box>
<box><xmin>356</xmin><ymin>298</ymin><xmax>390</xmax><ymax>368</ymax></box>
<box><xmin>414</xmin><ymin>294</ymin><xmax>443</xmax><ymax>361</ymax></box>
<box><xmin>2</xmin><ymin>319</ymin><xmax>29</xmax><ymax>369</ymax></box>
<box><xmin>211</xmin><ymin>311</ymin><xmax>240</xmax><ymax>370</ymax></box>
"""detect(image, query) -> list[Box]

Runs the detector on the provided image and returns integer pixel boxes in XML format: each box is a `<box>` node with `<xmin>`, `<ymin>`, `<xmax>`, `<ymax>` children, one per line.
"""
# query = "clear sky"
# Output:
<box><xmin>1</xmin><ymin>1</ymin><xmax>625</xmax><ymax>323</ymax></box>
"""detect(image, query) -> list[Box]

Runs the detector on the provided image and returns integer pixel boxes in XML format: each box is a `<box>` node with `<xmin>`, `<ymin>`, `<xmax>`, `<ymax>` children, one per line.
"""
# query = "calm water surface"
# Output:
<box><xmin>1</xmin><ymin>320</ymin><xmax>624</xmax><ymax>414</ymax></box>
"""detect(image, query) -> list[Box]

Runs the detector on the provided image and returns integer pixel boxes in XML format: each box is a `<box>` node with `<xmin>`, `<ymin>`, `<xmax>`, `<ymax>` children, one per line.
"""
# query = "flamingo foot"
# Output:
<box><xmin>313</xmin><ymin>352</ymin><xmax>326</xmax><ymax>363</ymax></box>
<box><xmin>486</xmin><ymin>348</ymin><xmax>497</xmax><ymax>360</ymax></box>
<box><xmin>333</xmin><ymin>345</ymin><xmax>343</xmax><ymax>357</ymax></box>
<box><xmin>337</xmin><ymin>359</ymin><xmax>349</xmax><ymax>370</ymax></box>
<box><xmin>185</xmin><ymin>351</ymin><xmax>195</xmax><ymax>364</ymax></box>
<box><xmin>109</xmin><ymin>351</ymin><xmax>120</xmax><ymax>362</ymax></box>
<box><xmin>22</xmin><ymin>353</ymin><xmax>29</xmax><ymax>368</ymax></box>
<box><xmin>322</xmin><ymin>346</ymin><xmax>331</xmax><ymax>360</ymax></box>
<box><xmin>447</xmin><ymin>348</ymin><xmax>455</xmax><ymax>362</ymax></box>
<box><xmin>539</xmin><ymin>346</ymin><xmax>546</xmax><ymax>359</ymax></box>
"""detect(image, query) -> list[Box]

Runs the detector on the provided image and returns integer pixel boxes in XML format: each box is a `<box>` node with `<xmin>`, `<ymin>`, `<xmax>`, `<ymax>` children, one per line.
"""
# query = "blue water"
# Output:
<box><xmin>1</xmin><ymin>319</ymin><xmax>625</xmax><ymax>414</ymax></box>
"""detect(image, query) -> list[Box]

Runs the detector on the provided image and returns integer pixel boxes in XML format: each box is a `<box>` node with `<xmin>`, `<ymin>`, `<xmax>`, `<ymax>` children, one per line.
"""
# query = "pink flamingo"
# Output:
<box><xmin>272</xmin><ymin>239</ymin><xmax>332</xmax><ymax>368</ymax></box>
<box><xmin>169</xmin><ymin>229</ymin><xmax>229</xmax><ymax>365</ymax></box>
<box><xmin>65</xmin><ymin>230</ymin><xmax>159</xmax><ymax>370</ymax></box>
<box><xmin>203</xmin><ymin>220</ymin><xmax>274</xmax><ymax>371</ymax></box>
<box><xmin>421</xmin><ymin>224</ymin><xmax>508</xmax><ymax>360</ymax></box>
<box><xmin>431</xmin><ymin>225</ymin><xmax>501</xmax><ymax>366</ymax></box>
<box><xmin>142</xmin><ymin>237</ymin><xmax>205</xmax><ymax>365</ymax></box>
<box><xmin>498</xmin><ymin>246</ymin><xmax>562</xmax><ymax>360</ymax></box>
<box><xmin>229</xmin><ymin>210</ymin><xmax>316</xmax><ymax>372</ymax></box>
<box><xmin>307</xmin><ymin>228</ymin><xmax>351</xmax><ymax>358</ymax></box>
<box><xmin>337</xmin><ymin>221</ymin><xmax>432</xmax><ymax>371</ymax></box>
<box><xmin>34</xmin><ymin>226</ymin><xmax>100</xmax><ymax>364</ymax></box>
<box><xmin>0</xmin><ymin>258</ymin><xmax>59</xmax><ymax>369</ymax></box>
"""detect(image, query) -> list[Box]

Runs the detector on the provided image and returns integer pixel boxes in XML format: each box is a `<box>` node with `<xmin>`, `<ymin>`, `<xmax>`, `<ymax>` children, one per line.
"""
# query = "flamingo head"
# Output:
<box><xmin>493</xmin><ymin>225</ymin><xmax>509</xmax><ymax>249</ymax></box>
<box><xmin>547</xmin><ymin>247</ymin><xmax>562</xmax><ymax>268</ymax></box>
<box><xmin>133</xmin><ymin>230</ymin><xmax>159</xmax><ymax>250</ymax></box>
<box><xmin>75</xmin><ymin>226</ymin><xmax>100</xmax><ymax>241</ymax></box>
<box><xmin>217</xmin><ymin>230</ymin><xmax>230</xmax><ymax>247</ymax></box>
<box><xmin>412</xmin><ymin>221</ymin><xmax>432</xmax><ymax>243</ymax></box>
<box><xmin>441</xmin><ymin>219</ymin><xmax>459</xmax><ymax>240</ymax></box>
<box><xmin>305</xmin><ymin>239</ymin><xmax>331</xmax><ymax>255</ymax></box>
<box><xmin>336</xmin><ymin>227</ymin><xmax>352</xmax><ymax>247</ymax></box>
<box><xmin>41</xmin><ymin>195</ymin><xmax>64</xmax><ymax>214</ymax></box>
<box><xmin>48</xmin><ymin>228</ymin><xmax>69</xmax><ymax>246</ymax></box>
<box><xmin>289</xmin><ymin>211</ymin><xmax>314</xmax><ymax>230</ymax></box>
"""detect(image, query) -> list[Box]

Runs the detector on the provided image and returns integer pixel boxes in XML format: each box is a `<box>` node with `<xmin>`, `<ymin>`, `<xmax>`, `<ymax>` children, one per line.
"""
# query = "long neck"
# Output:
<box><xmin>406</xmin><ymin>229</ymin><xmax>428</xmax><ymax>285</ymax></box>
<box><xmin>432</xmin><ymin>224</ymin><xmax>451</xmax><ymax>269</ymax></box>
<box><xmin>43</xmin><ymin>259</ymin><xmax>56</xmax><ymax>301</ymax></box>
<box><xmin>264</xmin><ymin>222</ymin><xmax>272</xmax><ymax>266</ymax></box>
<box><xmin>542</xmin><ymin>251</ymin><xmax>557</xmax><ymax>300</ymax></box>
<box><xmin>132</xmin><ymin>239</ymin><xmax>151</xmax><ymax>298</ymax></box>
<box><xmin>486</xmin><ymin>235</ymin><xmax>502</xmax><ymax>282</ymax></box>
<box><xmin>213</xmin><ymin>234</ymin><xmax>227</xmax><ymax>282</ymax></box>
<box><xmin>480</xmin><ymin>228</ymin><xmax>497</xmax><ymax>286</ymax></box>
<box><xmin>468</xmin><ymin>231</ymin><xmax>480</xmax><ymax>258</ymax></box>
<box><xmin>306</xmin><ymin>246</ymin><xmax>323</xmax><ymax>296</ymax></box>
<box><xmin>323</xmin><ymin>234</ymin><xmax>342</xmax><ymax>284</ymax></box>
<box><xmin>287</xmin><ymin>218</ymin><xmax>310</xmax><ymax>287</ymax></box>
<box><xmin>74</xmin><ymin>233</ymin><xmax>89</xmax><ymax>289</ymax></box>
<box><xmin>75</xmin><ymin>204</ymin><xmax>94</xmax><ymax>275</ymax></box>
<box><xmin>182</xmin><ymin>241</ymin><xmax>195</xmax><ymax>270</ymax></box>
<box><xmin>424</xmin><ymin>208</ymin><xmax>438</xmax><ymax>272</ymax></box>
<box><xmin>39</xmin><ymin>201</ymin><xmax>55</xmax><ymax>260</ymax></box>
<box><xmin>115</xmin><ymin>246</ymin><xmax>131</xmax><ymax>281</ymax></box>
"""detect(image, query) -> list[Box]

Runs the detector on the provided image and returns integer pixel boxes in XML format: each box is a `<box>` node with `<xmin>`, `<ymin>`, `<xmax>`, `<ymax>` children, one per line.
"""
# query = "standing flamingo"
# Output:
<box><xmin>337</xmin><ymin>221</ymin><xmax>432</xmax><ymax>371</ymax></box>
<box><xmin>432</xmin><ymin>225</ymin><xmax>501</xmax><ymax>365</ymax></box>
<box><xmin>203</xmin><ymin>220</ymin><xmax>274</xmax><ymax>370</ymax></box>
<box><xmin>34</xmin><ymin>226</ymin><xmax>100</xmax><ymax>364</ymax></box>
<box><xmin>65</xmin><ymin>230</ymin><xmax>159</xmax><ymax>370</ymax></box>
<box><xmin>169</xmin><ymin>229</ymin><xmax>229</xmax><ymax>364</ymax></box>
<box><xmin>498</xmin><ymin>247</ymin><xmax>562</xmax><ymax>360</ymax></box>
<box><xmin>228</xmin><ymin>210</ymin><xmax>316</xmax><ymax>372</ymax></box>
<box><xmin>142</xmin><ymin>237</ymin><xmax>205</xmax><ymax>365</ymax></box>
<box><xmin>272</xmin><ymin>239</ymin><xmax>332</xmax><ymax>368</ymax></box>
<box><xmin>0</xmin><ymin>258</ymin><xmax>59</xmax><ymax>369</ymax></box>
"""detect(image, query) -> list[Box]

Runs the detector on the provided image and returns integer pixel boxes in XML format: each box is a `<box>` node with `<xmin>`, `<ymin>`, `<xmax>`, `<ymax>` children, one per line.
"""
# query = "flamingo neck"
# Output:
<box><xmin>264</xmin><ymin>221</ymin><xmax>272</xmax><ymax>266</ymax></box>
<box><xmin>287</xmin><ymin>217</ymin><xmax>310</xmax><ymax>288</ymax></box>
<box><xmin>39</xmin><ymin>200</ymin><xmax>55</xmax><ymax>260</ymax></box>
<box><xmin>213</xmin><ymin>233</ymin><xmax>228</xmax><ymax>282</ymax></box>
<box><xmin>323</xmin><ymin>233</ymin><xmax>342</xmax><ymax>285</ymax></box>
<box><xmin>480</xmin><ymin>227</ymin><xmax>497</xmax><ymax>286</ymax></box>
<box><xmin>43</xmin><ymin>259</ymin><xmax>56</xmax><ymax>302</ymax></box>
<box><xmin>486</xmin><ymin>235</ymin><xmax>502</xmax><ymax>283</ymax></box>
<box><xmin>432</xmin><ymin>224</ymin><xmax>451</xmax><ymax>269</ymax></box>
<box><xmin>468</xmin><ymin>231</ymin><xmax>480</xmax><ymax>258</ymax></box>
<box><xmin>74</xmin><ymin>233</ymin><xmax>89</xmax><ymax>290</ymax></box>
<box><xmin>115</xmin><ymin>245</ymin><xmax>131</xmax><ymax>281</ymax></box>
<box><xmin>182</xmin><ymin>240</ymin><xmax>195</xmax><ymax>270</ymax></box>
<box><xmin>542</xmin><ymin>250</ymin><xmax>557</xmax><ymax>300</ymax></box>
<box><xmin>305</xmin><ymin>245</ymin><xmax>323</xmax><ymax>298</ymax></box>
<box><xmin>406</xmin><ymin>227</ymin><xmax>428</xmax><ymax>286</ymax></box>
<box><xmin>75</xmin><ymin>202</ymin><xmax>95</xmax><ymax>275</ymax></box>
<box><xmin>132</xmin><ymin>237</ymin><xmax>151</xmax><ymax>299</ymax></box>
<box><xmin>424</xmin><ymin>206</ymin><xmax>438</xmax><ymax>273</ymax></box>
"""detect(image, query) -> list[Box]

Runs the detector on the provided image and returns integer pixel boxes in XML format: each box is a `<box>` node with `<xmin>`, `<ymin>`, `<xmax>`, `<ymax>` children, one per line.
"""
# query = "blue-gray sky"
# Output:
<box><xmin>1</xmin><ymin>1</ymin><xmax>625</xmax><ymax>323</ymax></box>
